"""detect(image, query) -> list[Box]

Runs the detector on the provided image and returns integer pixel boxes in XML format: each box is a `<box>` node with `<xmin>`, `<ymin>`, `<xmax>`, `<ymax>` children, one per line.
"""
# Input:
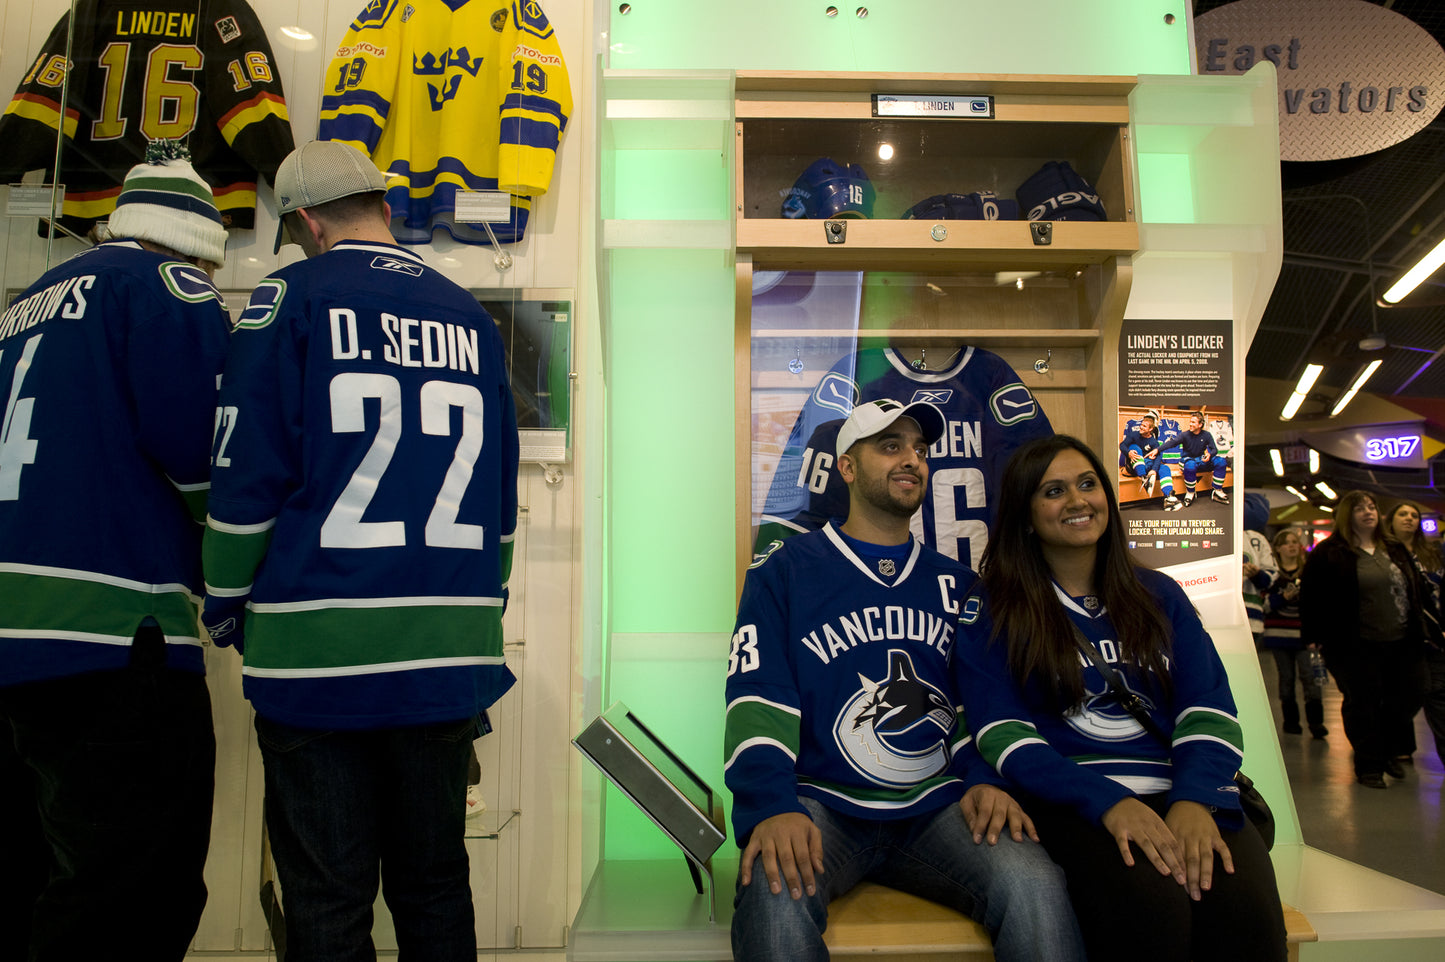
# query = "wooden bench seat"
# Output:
<box><xmin>824</xmin><ymin>882</ymin><xmax>1315</xmax><ymax>961</ymax></box>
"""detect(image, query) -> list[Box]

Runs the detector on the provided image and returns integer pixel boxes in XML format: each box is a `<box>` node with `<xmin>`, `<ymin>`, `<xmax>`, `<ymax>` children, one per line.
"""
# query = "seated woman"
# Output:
<box><xmin>955</xmin><ymin>435</ymin><xmax>1285</xmax><ymax>961</ymax></box>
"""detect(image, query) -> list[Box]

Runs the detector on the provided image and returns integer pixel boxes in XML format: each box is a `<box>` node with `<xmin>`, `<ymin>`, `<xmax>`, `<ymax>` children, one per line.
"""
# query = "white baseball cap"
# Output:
<box><xmin>836</xmin><ymin>398</ymin><xmax>946</xmax><ymax>458</ymax></box>
<box><xmin>272</xmin><ymin>140</ymin><xmax>388</xmax><ymax>252</ymax></box>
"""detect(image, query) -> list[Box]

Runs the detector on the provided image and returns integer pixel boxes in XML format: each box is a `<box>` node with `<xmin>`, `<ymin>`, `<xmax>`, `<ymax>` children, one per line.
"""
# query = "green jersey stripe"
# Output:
<box><xmin>202</xmin><ymin>527</ymin><xmax>271</xmax><ymax>590</ymax></box>
<box><xmin>724</xmin><ymin>698</ymin><xmax>802</xmax><ymax>760</ymax></box>
<box><xmin>0</xmin><ymin>570</ymin><xmax>199</xmax><ymax>640</ymax></box>
<box><xmin>243</xmin><ymin>604</ymin><xmax>503</xmax><ymax>671</ymax></box>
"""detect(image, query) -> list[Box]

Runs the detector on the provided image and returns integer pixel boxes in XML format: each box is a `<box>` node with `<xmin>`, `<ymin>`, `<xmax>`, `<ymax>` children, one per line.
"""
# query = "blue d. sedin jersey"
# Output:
<box><xmin>202</xmin><ymin>240</ymin><xmax>519</xmax><ymax>730</ymax></box>
<box><xmin>0</xmin><ymin>242</ymin><xmax>230</xmax><ymax>686</ymax></box>
<box><xmin>756</xmin><ymin>347</ymin><xmax>1053</xmax><ymax>569</ymax></box>
<box><xmin>724</xmin><ymin>525</ymin><xmax>1000</xmax><ymax>843</ymax></box>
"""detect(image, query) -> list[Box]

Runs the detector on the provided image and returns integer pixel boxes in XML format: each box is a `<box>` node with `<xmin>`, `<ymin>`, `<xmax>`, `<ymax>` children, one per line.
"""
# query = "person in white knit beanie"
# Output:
<box><xmin>103</xmin><ymin>139</ymin><xmax>227</xmax><ymax>273</ymax></box>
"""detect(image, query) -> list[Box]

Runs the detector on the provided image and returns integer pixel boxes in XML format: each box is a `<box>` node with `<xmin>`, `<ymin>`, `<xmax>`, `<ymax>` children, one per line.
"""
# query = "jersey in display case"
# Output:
<box><xmin>319</xmin><ymin>0</ymin><xmax>572</xmax><ymax>246</ymax></box>
<box><xmin>0</xmin><ymin>0</ymin><xmax>294</xmax><ymax>235</ymax></box>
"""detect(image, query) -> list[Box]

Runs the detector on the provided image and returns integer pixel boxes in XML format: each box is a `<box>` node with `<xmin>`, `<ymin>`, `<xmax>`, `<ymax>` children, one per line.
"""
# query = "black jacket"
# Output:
<box><xmin>1300</xmin><ymin>533</ymin><xmax>1428</xmax><ymax>652</ymax></box>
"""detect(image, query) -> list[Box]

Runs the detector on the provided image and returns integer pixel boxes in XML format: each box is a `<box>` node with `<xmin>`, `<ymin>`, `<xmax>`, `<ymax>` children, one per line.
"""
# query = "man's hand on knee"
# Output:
<box><xmin>960</xmin><ymin>784</ymin><xmax>1039</xmax><ymax>844</ymax></box>
<box><xmin>740</xmin><ymin>812</ymin><xmax>824</xmax><ymax>900</ymax></box>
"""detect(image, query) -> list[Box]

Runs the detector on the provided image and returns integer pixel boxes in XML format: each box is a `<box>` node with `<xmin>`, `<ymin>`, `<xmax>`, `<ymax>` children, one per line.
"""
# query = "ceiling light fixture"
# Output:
<box><xmin>1314</xmin><ymin>481</ymin><xmax>1338</xmax><ymax>500</ymax></box>
<box><xmin>1308</xmin><ymin>448</ymin><xmax>1320</xmax><ymax>474</ymax></box>
<box><xmin>1269</xmin><ymin>448</ymin><xmax>1284</xmax><ymax>476</ymax></box>
<box><xmin>1284</xmin><ymin>485</ymin><xmax>1310</xmax><ymax>502</ymax></box>
<box><xmin>1280</xmin><ymin>363</ymin><xmax>1324</xmax><ymax>420</ymax></box>
<box><xmin>1382</xmin><ymin>235</ymin><xmax>1445</xmax><ymax>304</ymax></box>
<box><xmin>1329</xmin><ymin>358</ymin><xmax>1382</xmax><ymax>417</ymax></box>
<box><xmin>877</xmin><ymin>143</ymin><xmax>894</xmax><ymax>161</ymax></box>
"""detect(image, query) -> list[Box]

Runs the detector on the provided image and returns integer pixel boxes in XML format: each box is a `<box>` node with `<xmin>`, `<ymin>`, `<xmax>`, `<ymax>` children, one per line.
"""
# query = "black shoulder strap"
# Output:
<box><xmin>1069</xmin><ymin>622</ymin><xmax>1171</xmax><ymax>750</ymax></box>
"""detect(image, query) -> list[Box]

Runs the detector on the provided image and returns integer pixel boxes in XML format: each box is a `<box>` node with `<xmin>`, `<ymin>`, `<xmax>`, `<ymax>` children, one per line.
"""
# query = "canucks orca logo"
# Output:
<box><xmin>1066</xmin><ymin>669</ymin><xmax>1152</xmax><ymax>742</ymax></box>
<box><xmin>834</xmin><ymin>649</ymin><xmax>954</xmax><ymax>787</ymax></box>
<box><xmin>990</xmin><ymin>382</ymin><xmax>1040</xmax><ymax>425</ymax></box>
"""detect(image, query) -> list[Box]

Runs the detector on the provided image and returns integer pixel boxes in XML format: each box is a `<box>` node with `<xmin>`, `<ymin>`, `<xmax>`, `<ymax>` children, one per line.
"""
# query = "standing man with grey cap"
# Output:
<box><xmin>0</xmin><ymin>140</ymin><xmax>230</xmax><ymax>961</ymax></box>
<box><xmin>727</xmin><ymin>399</ymin><xmax>1083</xmax><ymax>962</ymax></box>
<box><xmin>201</xmin><ymin>140</ymin><xmax>518</xmax><ymax>960</ymax></box>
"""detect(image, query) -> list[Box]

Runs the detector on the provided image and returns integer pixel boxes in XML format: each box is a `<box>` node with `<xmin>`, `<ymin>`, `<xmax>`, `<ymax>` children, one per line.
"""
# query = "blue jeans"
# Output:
<box><xmin>255</xmin><ymin>713</ymin><xmax>482</xmax><ymax>962</ymax></box>
<box><xmin>731</xmin><ymin>796</ymin><xmax>1083</xmax><ymax>962</ymax></box>
<box><xmin>0</xmin><ymin>625</ymin><xmax>214</xmax><ymax>962</ymax></box>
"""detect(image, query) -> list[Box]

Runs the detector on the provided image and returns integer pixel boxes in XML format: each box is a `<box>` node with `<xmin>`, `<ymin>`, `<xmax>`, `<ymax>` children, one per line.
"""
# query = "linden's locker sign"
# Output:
<box><xmin>1195</xmin><ymin>0</ymin><xmax>1445</xmax><ymax>162</ymax></box>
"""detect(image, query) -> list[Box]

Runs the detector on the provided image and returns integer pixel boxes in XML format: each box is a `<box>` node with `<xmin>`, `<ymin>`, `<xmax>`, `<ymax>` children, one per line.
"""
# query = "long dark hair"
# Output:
<box><xmin>1333</xmin><ymin>490</ymin><xmax>1381</xmax><ymax>547</ymax></box>
<box><xmin>1386</xmin><ymin>498</ymin><xmax>1443</xmax><ymax>575</ymax></box>
<box><xmin>979</xmin><ymin>435</ymin><xmax>1174</xmax><ymax>710</ymax></box>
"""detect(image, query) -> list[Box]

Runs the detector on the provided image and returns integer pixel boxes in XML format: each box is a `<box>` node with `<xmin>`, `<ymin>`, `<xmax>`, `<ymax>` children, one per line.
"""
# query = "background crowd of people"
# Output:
<box><xmin>1253</xmin><ymin>491</ymin><xmax>1445</xmax><ymax>789</ymax></box>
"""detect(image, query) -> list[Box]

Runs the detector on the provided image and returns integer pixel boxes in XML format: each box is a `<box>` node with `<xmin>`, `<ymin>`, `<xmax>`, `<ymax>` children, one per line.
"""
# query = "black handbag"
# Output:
<box><xmin>1070</xmin><ymin>625</ymin><xmax>1276</xmax><ymax>849</ymax></box>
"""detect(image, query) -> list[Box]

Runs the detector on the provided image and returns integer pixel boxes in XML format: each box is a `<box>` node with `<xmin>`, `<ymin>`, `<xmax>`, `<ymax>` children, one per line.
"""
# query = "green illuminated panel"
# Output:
<box><xmin>1137</xmin><ymin>152</ymin><xmax>1196</xmax><ymax>223</ymax></box>
<box><xmin>610</xmin><ymin>149</ymin><xmax>732</xmax><ymax>221</ymax></box>
<box><xmin>610</xmin><ymin>0</ymin><xmax>1192</xmax><ymax>75</ymax></box>
<box><xmin>608</xmin><ymin>249</ymin><xmax>736</xmax><ymax>634</ymax></box>
<box><xmin>602</xmin><ymin>633</ymin><xmax>732</xmax><ymax>859</ymax></box>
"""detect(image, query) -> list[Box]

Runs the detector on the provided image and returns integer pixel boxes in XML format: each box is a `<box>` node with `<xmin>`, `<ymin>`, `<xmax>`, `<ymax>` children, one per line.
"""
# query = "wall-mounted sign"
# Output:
<box><xmin>1117</xmin><ymin>319</ymin><xmax>1235</xmax><ymax>569</ymax></box>
<box><xmin>872</xmin><ymin>94</ymin><xmax>994</xmax><ymax>119</ymax></box>
<box><xmin>1302</xmin><ymin>421</ymin><xmax>1431</xmax><ymax>469</ymax></box>
<box><xmin>1195</xmin><ymin>0</ymin><xmax>1445</xmax><ymax>161</ymax></box>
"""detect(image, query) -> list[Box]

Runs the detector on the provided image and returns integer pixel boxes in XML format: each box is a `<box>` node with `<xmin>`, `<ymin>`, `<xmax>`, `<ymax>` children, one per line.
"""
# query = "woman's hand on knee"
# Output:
<box><xmin>740</xmin><ymin>812</ymin><xmax>824</xmax><ymax>900</ymax></box>
<box><xmin>1101</xmin><ymin>797</ymin><xmax>1185</xmax><ymax>885</ymax></box>
<box><xmin>1164</xmin><ymin>800</ymin><xmax>1234</xmax><ymax>901</ymax></box>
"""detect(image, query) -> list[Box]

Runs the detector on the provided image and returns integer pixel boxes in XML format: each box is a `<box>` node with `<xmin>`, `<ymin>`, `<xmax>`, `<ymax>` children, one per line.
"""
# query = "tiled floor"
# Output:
<box><xmin>1259</xmin><ymin>653</ymin><xmax>1445</xmax><ymax>896</ymax></box>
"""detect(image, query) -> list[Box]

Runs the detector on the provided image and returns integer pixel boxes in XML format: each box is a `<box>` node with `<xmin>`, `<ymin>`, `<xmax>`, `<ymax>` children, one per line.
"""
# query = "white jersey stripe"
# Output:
<box><xmin>724</xmin><ymin>736</ymin><xmax>797</xmax><ymax>771</ymax></box>
<box><xmin>249</xmin><ymin>595</ymin><xmax>504</xmax><ymax>613</ymax></box>
<box><xmin>243</xmin><ymin>655</ymin><xmax>507</xmax><ymax>679</ymax></box>
<box><xmin>0</xmin><ymin>561</ymin><xmax>196</xmax><ymax>597</ymax></box>
<box><xmin>0</xmin><ymin>628</ymin><xmax>203</xmax><ymax>647</ymax></box>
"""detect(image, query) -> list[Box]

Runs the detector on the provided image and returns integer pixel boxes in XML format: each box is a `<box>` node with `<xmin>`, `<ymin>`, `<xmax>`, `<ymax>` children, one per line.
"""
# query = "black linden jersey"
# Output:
<box><xmin>0</xmin><ymin>0</ymin><xmax>294</xmax><ymax>234</ymax></box>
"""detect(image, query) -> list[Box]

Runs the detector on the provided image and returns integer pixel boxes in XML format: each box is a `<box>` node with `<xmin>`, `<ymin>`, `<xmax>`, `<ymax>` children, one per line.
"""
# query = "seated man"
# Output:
<box><xmin>725</xmin><ymin>399</ymin><xmax>1083</xmax><ymax>962</ymax></box>
<box><xmin>1156</xmin><ymin>411</ymin><xmax>1230</xmax><ymax>506</ymax></box>
<box><xmin>1119</xmin><ymin>413</ymin><xmax>1182</xmax><ymax>510</ymax></box>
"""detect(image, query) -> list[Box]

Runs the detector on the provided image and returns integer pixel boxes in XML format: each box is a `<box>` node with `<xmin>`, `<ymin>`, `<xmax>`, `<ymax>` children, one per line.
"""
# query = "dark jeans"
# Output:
<box><xmin>256</xmin><ymin>713</ymin><xmax>482</xmax><ymax>962</ymax></box>
<box><xmin>1325</xmin><ymin>642</ymin><xmax>1428</xmax><ymax>776</ymax></box>
<box><xmin>1270</xmin><ymin>648</ymin><xmax>1323</xmax><ymax>707</ymax></box>
<box><xmin>731</xmin><ymin>796</ymin><xmax>1084</xmax><ymax>962</ymax></box>
<box><xmin>0</xmin><ymin>626</ymin><xmax>215</xmax><ymax>962</ymax></box>
<box><xmin>1025</xmin><ymin>793</ymin><xmax>1286</xmax><ymax>962</ymax></box>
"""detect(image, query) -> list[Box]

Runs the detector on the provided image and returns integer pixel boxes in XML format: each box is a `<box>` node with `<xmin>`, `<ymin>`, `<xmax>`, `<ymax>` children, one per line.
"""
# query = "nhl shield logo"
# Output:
<box><xmin>878</xmin><ymin>558</ymin><xmax>896</xmax><ymax>577</ymax></box>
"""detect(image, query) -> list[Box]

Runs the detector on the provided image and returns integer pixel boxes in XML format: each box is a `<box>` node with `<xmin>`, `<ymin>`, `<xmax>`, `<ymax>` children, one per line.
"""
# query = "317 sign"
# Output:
<box><xmin>1364</xmin><ymin>435</ymin><xmax>1420</xmax><ymax>461</ymax></box>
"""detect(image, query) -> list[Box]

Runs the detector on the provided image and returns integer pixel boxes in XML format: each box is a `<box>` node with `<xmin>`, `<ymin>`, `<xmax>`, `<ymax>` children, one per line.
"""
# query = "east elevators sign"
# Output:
<box><xmin>1195</xmin><ymin>0</ymin><xmax>1445</xmax><ymax>162</ymax></box>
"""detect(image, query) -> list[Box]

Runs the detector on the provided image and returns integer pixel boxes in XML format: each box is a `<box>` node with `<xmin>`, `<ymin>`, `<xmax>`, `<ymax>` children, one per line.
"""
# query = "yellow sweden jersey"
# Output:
<box><xmin>319</xmin><ymin>0</ymin><xmax>572</xmax><ymax>245</ymax></box>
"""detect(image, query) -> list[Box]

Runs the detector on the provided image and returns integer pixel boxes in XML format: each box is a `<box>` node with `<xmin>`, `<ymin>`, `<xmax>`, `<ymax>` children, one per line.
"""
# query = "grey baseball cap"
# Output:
<box><xmin>836</xmin><ymin>398</ymin><xmax>945</xmax><ymax>458</ymax></box>
<box><xmin>272</xmin><ymin>140</ymin><xmax>387</xmax><ymax>252</ymax></box>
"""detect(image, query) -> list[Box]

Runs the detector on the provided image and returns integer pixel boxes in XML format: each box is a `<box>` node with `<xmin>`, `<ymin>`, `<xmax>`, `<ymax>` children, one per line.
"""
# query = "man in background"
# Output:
<box><xmin>0</xmin><ymin>142</ymin><xmax>230</xmax><ymax>961</ymax></box>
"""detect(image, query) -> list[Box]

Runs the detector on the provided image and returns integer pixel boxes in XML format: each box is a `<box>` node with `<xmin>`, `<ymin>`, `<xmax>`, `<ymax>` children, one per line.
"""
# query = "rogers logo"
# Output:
<box><xmin>1177</xmin><ymin>575</ymin><xmax>1220</xmax><ymax>588</ymax></box>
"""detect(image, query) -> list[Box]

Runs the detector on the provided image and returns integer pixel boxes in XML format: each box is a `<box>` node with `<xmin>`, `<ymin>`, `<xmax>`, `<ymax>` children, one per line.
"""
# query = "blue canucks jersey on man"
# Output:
<box><xmin>0</xmin><ymin>242</ymin><xmax>230</xmax><ymax>686</ymax></box>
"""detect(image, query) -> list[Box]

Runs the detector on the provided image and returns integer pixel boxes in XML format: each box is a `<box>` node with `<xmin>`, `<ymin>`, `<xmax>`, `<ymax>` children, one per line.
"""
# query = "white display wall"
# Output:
<box><xmin>0</xmin><ymin>0</ymin><xmax>595</xmax><ymax>954</ymax></box>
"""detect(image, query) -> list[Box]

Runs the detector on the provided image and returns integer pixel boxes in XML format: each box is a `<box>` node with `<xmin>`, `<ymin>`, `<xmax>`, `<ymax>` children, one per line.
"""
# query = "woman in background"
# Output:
<box><xmin>1261</xmin><ymin>528</ymin><xmax>1326</xmax><ymax>738</ymax></box>
<box><xmin>957</xmin><ymin>435</ymin><xmax>1284</xmax><ymax>961</ymax></box>
<box><xmin>1300</xmin><ymin>491</ymin><xmax>1430</xmax><ymax>788</ymax></box>
<box><xmin>1386</xmin><ymin>499</ymin><xmax>1445</xmax><ymax>770</ymax></box>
